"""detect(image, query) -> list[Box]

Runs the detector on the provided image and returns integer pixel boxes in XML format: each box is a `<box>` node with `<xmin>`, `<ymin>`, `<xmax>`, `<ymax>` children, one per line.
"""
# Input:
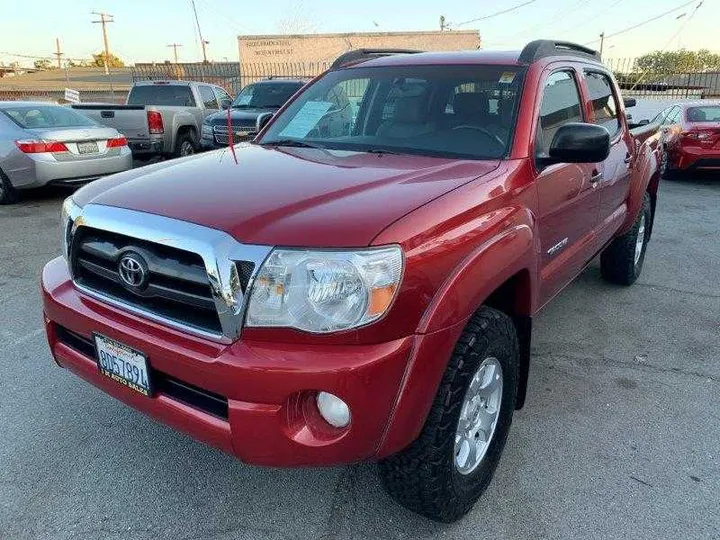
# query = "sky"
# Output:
<box><xmin>0</xmin><ymin>0</ymin><xmax>717</xmax><ymax>67</ymax></box>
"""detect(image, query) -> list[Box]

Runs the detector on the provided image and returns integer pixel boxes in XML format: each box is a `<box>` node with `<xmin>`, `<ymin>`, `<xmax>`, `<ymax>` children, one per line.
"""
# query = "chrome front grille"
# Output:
<box><xmin>69</xmin><ymin>205</ymin><xmax>273</xmax><ymax>342</ymax></box>
<box><xmin>213</xmin><ymin>124</ymin><xmax>254</xmax><ymax>144</ymax></box>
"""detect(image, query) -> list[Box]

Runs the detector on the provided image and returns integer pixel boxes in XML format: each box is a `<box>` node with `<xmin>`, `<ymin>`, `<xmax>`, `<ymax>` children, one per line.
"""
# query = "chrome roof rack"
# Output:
<box><xmin>330</xmin><ymin>48</ymin><xmax>423</xmax><ymax>69</ymax></box>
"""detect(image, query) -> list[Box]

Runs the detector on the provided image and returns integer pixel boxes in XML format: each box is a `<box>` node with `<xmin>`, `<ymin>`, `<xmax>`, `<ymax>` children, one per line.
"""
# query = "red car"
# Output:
<box><xmin>42</xmin><ymin>40</ymin><xmax>661</xmax><ymax>522</ymax></box>
<box><xmin>656</xmin><ymin>101</ymin><xmax>720</xmax><ymax>176</ymax></box>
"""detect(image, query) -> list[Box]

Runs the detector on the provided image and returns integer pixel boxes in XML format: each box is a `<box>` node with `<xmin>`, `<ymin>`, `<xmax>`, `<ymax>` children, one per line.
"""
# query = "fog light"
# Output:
<box><xmin>316</xmin><ymin>392</ymin><xmax>350</xmax><ymax>428</ymax></box>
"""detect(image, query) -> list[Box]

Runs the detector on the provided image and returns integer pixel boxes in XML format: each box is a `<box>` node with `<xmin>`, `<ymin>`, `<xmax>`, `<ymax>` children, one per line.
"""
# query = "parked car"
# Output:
<box><xmin>42</xmin><ymin>41</ymin><xmax>662</xmax><ymax>522</ymax></box>
<box><xmin>0</xmin><ymin>101</ymin><xmax>131</xmax><ymax>205</ymax></box>
<box><xmin>72</xmin><ymin>81</ymin><xmax>232</xmax><ymax>159</ymax></box>
<box><xmin>653</xmin><ymin>101</ymin><xmax>720</xmax><ymax>176</ymax></box>
<box><xmin>200</xmin><ymin>78</ymin><xmax>306</xmax><ymax>150</ymax></box>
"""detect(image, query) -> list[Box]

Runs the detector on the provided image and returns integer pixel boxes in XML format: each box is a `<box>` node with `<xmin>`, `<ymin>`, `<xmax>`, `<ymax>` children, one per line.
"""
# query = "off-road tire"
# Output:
<box><xmin>0</xmin><ymin>169</ymin><xmax>19</xmax><ymax>205</ymax></box>
<box><xmin>378</xmin><ymin>306</ymin><xmax>519</xmax><ymax>523</ymax></box>
<box><xmin>173</xmin><ymin>130</ymin><xmax>198</xmax><ymax>158</ymax></box>
<box><xmin>600</xmin><ymin>192</ymin><xmax>652</xmax><ymax>286</ymax></box>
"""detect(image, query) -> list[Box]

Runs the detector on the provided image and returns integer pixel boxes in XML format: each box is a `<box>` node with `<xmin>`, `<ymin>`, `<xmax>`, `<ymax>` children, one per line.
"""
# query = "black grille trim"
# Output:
<box><xmin>55</xmin><ymin>325</ymin><xmax>229</xmax><ymax>420</ymax></box>
<box><xmin>72</xmin><ymin>227</ymin><xmax>223</xmax><ymax>335</ymax></box>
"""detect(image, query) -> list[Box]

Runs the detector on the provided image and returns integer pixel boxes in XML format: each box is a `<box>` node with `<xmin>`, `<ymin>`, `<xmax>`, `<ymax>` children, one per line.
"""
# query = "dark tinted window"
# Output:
<box><xmin>198</xmin><ymin>85</ymin><xmax>219</xmax><ymax>109</ymax></box>
<box><xmin>1</xmin><ymin>105</ymin><xmax>96</xmax><ymax>128</ymax></box>
<box><xmin>584</xmin><ymin>71</ymin><xmax>620</xmax><ymax>133</ymax></box>
<box><xmin>232</xmin><ymin>82</ymin><xmax>304</xmax><ymax>109</ymax></box>
<box><xmin>127</xmin><ymin>85</ymin><xmax>196</xmax><ymax>106</ymax></box>
<box><xmin>537</xmin><ymin>71</ymin><xmax>583</xmax><ymax>156</ymax></box>
<box><xmin>686</xmin><ymin>106</ymin><xmax>720</xmax><ymax>122</ymax></box>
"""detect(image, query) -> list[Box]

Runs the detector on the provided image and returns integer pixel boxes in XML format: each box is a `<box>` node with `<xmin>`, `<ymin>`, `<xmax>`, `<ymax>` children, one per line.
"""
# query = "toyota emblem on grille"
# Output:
<box><xmin>118</xmin><ymin>253</ymin><xmax>148</xmax><ymax>289</ymax></box>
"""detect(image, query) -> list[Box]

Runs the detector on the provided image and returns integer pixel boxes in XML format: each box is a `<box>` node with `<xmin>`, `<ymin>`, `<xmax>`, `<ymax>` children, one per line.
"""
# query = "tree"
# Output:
<box><xmin>91</xmin><ymin>52</ymin><xmax>125</xmax><ymax>68</ymax></box>
<box><xmin>67</xmin><ymin>59</ymin><xmax>91</xmax><ymax>68</ymax></box>
<box><xmin>33</xmin><ymin>58</ymin><xmax>53</xmax><ymax>70</ymax></box>
<box><xmin>636</xmin><ymin>49</ymin><xmax>720</xmax><ymax>74</ymax></box>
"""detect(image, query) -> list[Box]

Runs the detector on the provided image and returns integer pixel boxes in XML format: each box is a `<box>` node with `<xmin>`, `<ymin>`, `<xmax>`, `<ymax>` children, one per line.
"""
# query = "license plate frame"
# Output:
<box><xmin>93</xmin><ymin>333</ymin><xmax>153</xmax><ymax>397</ymax></box>
<box><xmin>77</xmin><ymin>141</ymin><xmax>99</xmax><ymax>154</ymax></box>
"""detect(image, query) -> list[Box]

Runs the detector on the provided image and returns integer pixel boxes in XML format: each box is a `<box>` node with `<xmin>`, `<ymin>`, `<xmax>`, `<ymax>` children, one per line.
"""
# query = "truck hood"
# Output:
<box><xmin>75</xmin><ymin>144</ymin><xmax>500</xmax><ymax>247</ymax></box>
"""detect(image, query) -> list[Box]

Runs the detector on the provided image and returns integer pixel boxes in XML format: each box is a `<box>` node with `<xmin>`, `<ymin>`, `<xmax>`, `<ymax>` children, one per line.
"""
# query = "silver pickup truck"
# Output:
<box><xmin>72</xmin><ymin>80</ymin><xmax>232</xmax><ymax>159</ymax></box>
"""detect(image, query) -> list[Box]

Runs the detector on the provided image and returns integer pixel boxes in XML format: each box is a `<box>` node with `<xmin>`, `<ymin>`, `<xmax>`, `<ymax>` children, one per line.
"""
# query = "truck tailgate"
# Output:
<box><xmin>71</xmin><ymin>104</ymin><xmax>149</xmax><ymax>140</ymax></box>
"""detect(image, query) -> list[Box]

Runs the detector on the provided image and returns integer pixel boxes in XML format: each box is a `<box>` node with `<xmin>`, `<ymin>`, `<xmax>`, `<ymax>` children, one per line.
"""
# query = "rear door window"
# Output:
<box><xmin>583</xmin><ymin>71</ymin><xmax>621</xmax><ymax>134</ymax></box>
<box><xmin>198</xmin><ymin>85</ymin><xmax>219</xmax><ymax>109</ymax></box>
<box><xmin>127</xmin><ymin>85</ymin><xmax>197</xmax><ymax>106</ymax></box>
<box><xmin>536</xmin><ymin>71</ymin><xmax>584</xmax><ymax>157</ymax></box>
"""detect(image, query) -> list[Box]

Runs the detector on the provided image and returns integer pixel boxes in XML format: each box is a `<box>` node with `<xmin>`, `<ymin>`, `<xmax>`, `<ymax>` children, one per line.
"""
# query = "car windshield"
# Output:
<box><xmin>686</xmin><ymin>106</ymin><xmax>720</xmax><ymax>122</ymax></box>
<box><xmin>259</xmin><ymin>65</ymin><xmax>525</xmax><ymax>160</ymax></box>
<box><xmin>1</xmin><ymin>105</ymin><xmax>97</xmax><ymax>129</ymax></box>
<box><xmin>127</xmin><ymin>85</ymin><xmax>196</xmax><ymax>106</ymax></box>
<box><xmin>233</xmin><ymin>82</ymin><xmax>304</xmax><ymax>109</ymax></box>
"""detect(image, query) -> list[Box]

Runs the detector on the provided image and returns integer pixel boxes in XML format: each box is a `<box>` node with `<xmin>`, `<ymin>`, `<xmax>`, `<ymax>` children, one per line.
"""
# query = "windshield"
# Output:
<box><xmin>127</xmin><ymin>85</ymin><xmax>196</xmax><ymax>106</ymax></box>
<box><xmin>259</xmin><ymin>65</ymin><xmax>525</xmax><ymax>160</ymax></box>
<box><xmin>233</xmin><ymin>82</ymin><xmax>304</xmax><ymax>109</ymax></box>
<box><xmin>686</xmin><ymin>106</ymin><xmax>720</xmax><ymax>122</ymax></box>
<box><xmin>1</xmin><ymin>105</ymin><xmax>97</xmax><ymax>129</ymax></box>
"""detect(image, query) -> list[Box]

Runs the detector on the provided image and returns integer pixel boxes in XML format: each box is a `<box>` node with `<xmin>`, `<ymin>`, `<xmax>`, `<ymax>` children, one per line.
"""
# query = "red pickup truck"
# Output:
<box><xmin>42</xmin><ymin>41</ymin><xmax>661</xmax><ymax>522</ymax></box>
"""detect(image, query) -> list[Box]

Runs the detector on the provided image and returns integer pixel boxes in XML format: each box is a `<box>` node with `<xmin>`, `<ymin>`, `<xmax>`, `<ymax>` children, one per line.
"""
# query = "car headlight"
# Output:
<box><xmin>61</xmin><ymin>197</ymin><xmax>82</xmax><ymax>260</ymax></box>
<box><xmin>201</xmin><ymin>123</ymin><xmax>213</xmax><ymax>137</ymax></box>
<box><xmin>246</xmin><ymin>246</ymin><xmax>403</xmax><ymax>333</ymax></box>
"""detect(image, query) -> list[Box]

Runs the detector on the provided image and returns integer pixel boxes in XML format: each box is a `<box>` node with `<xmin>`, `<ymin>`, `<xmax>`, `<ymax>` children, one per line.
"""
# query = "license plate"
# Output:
<box><xmin>235</xmin><ymin>130</ymin><xmax>250</xmax><ymax>137</ymax></box>
<box><xmin>77</xmin><ymin>141</ymin><xmax>99</xmax><ymax>154</ymax></box>
<box><xmin>94</xmin><ymin>334</ymin><xmax>152</xmax><ymax>396</ymax></box>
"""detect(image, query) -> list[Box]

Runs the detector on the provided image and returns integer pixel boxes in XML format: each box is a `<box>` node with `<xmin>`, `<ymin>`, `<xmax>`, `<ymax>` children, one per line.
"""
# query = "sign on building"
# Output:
<box><xmin>64</xmin><ymin>88</ymin><xmax>80</xmax><ymax>103</ymax></box>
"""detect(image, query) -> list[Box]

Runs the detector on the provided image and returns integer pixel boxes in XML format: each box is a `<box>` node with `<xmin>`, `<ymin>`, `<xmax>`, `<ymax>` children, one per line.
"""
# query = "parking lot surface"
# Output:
<box><xmin>0</xmin><ymin>175</ymin><xmax>718</xmax><ymax>540</ymax></box>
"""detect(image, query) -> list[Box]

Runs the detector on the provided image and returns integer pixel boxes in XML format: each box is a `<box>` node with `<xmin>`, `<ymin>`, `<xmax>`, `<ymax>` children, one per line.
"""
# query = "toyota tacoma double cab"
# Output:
<box><xmin>42</xmin><ymin>41</ymin><xmax>661</xmax><ymax>522</ymax></box>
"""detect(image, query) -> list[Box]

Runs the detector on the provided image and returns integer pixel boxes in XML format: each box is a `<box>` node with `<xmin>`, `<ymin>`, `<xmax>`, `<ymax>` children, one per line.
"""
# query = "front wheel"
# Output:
<box><xmin>600</xmin><ymin>192</ymin><xmax>652</xmax><ymax>286</ymax></box>
<box><xmin>379</xmin><ymin>306</ymin><xmax>519</xmax><ymax>522</ymax></box>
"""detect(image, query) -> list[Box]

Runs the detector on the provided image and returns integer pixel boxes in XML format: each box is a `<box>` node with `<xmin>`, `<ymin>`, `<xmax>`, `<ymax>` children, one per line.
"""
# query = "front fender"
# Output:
<box><xmin>377</xmin><ymin>214</ymin><xmax>537</xmax><ymax>457</ymax></box>
<box><xmin>620</xmin><ymin>133</ymin><xmax>661</xmax><ymax>234</ymax></box>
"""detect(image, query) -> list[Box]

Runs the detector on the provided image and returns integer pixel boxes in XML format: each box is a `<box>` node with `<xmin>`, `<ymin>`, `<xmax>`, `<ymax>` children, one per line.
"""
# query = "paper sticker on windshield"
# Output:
<box><xmin>236</xmin><ymin>93</ymin><xmax>252</xmax><ymax>105</ymax></box>
<box><xmin>499</xmin><ymin>72</ymin><xmax>516</xmax><ymax>84</ymax></box>
<box><xmin>279</xmin><ymin>101</ymin><xmax>333</xmax><ymax>138</ymax></box>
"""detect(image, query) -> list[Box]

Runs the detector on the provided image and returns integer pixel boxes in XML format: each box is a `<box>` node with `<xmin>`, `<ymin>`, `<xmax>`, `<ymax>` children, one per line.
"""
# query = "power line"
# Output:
<box><xmin>456</xmin><ymin>0</ymin><xmax>541</xmax><ymax>26</ymax></box>
<box><xmin>583</xmin><ymin>0</ymin><xmax>697</xmax><ymax>45</ymax></box>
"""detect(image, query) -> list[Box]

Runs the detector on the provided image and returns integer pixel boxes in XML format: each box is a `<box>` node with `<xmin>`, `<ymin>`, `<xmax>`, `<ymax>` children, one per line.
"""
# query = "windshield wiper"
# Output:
<box><xmin>261</xmin><ymin>139</ymin><xmax>327</xmax><ymax>149</ymax></box>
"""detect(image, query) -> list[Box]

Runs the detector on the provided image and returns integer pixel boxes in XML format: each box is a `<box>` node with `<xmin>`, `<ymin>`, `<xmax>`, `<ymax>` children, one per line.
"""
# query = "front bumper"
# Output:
<box><xmin>42</xmin><ymin>257</ymin><xmax>419</xmax><ymax>466</ymax></box>
<box><xmin>9</xmin><ymin>149</ymin><xmax>133</xmax><ymax>189</ymax></box>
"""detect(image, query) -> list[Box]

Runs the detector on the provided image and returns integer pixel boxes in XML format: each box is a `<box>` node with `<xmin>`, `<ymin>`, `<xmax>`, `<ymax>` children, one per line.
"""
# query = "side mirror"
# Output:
<box><xmin>255</xmin><ymin>112</ymin><xmax>274</xmax><ymax>133</ymax></box>
<box><xmin>547</xmin><ymin>123</ymin><xmax>610</xmax><ymax>164</ymax></box>
<box><xmin>638</xmin><ymin>119</ymin><xmax>650</xmax><ymax>126</ymax></box>
<box><xmin>623</xmin><ymin>97</ymin><xmax>637</xmax><ymax>108</ymax></box>
<box><xmin>220</xmin><ymin>98</ymin><xmax>232</xmax><ymax>109</ymax></box>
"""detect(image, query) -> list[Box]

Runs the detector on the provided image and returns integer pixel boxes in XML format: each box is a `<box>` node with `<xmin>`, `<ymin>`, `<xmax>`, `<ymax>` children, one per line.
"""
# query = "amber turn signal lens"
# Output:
<box><xmin>368</xmin><ymin>284</ymin><xmax>397</xmax><ymax>316</ymax></box>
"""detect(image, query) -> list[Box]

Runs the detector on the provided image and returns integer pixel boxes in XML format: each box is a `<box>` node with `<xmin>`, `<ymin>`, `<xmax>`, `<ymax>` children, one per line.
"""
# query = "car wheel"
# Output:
<box><xmin>174</xmin><ymin>132</ymin><xmax>197</xmax><ymax>158</ymax></box>
<box><xmin>379</xmin><ymin>306</ymin><xmax>519</xmax><ymax>523</ymax></box>
<box><xmin>600</xmin><ymin>192</ymin><xmax>652</xmax><ymax>286</ymax></box>
<box><xmin>660</xmin><ymin>149</ymin><xmax>677</xmax><ymax>179</ymax></box>
<box><xmin>0</xmin><ymin>169</ymin><xmax>19</xmax><ymax>205</ymax></box>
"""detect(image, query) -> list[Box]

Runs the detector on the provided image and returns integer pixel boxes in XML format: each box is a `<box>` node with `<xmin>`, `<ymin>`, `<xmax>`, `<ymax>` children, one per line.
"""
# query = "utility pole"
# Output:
<box><xmin>91</xmin><ymin>11</ymin><xmax>114</xmax><ymax>75</ymax></box>
<box><xmin>168</xmin><ymin>43</ymin><xmax>183</xmax><ymax>64</ymax></box>
<box><xmin>53</xmin><ymin>38</ymin><xmax>63</xmax><ymax>69</ymax></box>
<box><xmin>599</xmin><ymin>32</ymin><xmax>605</xmax><ymax>57</ymax></box>
<box><xmin>191</xmin><ymin>0</ymin><xmax>209</xmax><ymax>63</ymax></box>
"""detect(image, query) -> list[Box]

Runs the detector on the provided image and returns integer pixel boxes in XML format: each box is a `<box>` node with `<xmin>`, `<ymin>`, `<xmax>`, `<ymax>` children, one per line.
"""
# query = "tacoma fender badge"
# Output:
<box><xmin>547</xmin><ymin>237</ymin><xmax>568</xmax><ymax>256</ymax></box>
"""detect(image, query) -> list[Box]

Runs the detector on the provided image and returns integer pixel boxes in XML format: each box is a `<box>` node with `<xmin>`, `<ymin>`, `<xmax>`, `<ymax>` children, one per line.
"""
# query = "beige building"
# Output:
<box><xmin>237</xmin><ymin>30</ymin><xmax>480</xmax><ymax>67</ymax></box>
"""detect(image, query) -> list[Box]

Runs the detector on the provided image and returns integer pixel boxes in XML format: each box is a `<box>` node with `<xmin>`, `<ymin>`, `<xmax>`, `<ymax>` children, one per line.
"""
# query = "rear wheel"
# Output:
<box><xmin>0</xmin><ymin>170</ymin><xmax>19</xmax><ymax>205</ymax></box>
<box><xmin>660</xmin><ymin>148</ymin><xmax>678</xmax><ymax>179</ymax></box>
<box><xmin>379</xmin><ymin>306</ymin><xmax>519</xmax><ymax>522</ymax></box>
<box><xmin>173</xmin><ymin>131</ymin><xmax>197</xmax><ymax>158</ymax></box>
<box><xmin>600</xmin><ymin>192</ymin><xmax>652</xmax><ymax>286</ymax></box>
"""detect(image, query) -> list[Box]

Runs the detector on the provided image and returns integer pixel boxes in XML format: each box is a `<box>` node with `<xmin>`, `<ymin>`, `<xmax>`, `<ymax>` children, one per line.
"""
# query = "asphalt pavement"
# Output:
<box><xmin>0</xmin><ymin>174</ymin><xmax>718</xmax><ymax>540</ymax></box>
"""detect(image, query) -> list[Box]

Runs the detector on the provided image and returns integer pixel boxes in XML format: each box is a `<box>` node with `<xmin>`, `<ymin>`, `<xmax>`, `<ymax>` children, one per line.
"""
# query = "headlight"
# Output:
<box><xmin>201</xmin><ymin>123</ymin><xmax>213</xmax><ymax>137</ymax></box>
<box><xmin>61</xmin><ymin>197</ymin><xmax>82</xmax><ymax>260</ymax></box>
<box><xmin>246</xmin><ymin>246</ymin><xmax>403</xmax><ymax>333</ymax></box>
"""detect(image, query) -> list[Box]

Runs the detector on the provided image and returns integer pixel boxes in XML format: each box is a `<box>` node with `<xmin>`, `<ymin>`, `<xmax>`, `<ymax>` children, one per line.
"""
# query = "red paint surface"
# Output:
<box><xmin>43</xmin><ymin>51</ymin><xmax>662</xmax><ymax>465</ymax></box>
